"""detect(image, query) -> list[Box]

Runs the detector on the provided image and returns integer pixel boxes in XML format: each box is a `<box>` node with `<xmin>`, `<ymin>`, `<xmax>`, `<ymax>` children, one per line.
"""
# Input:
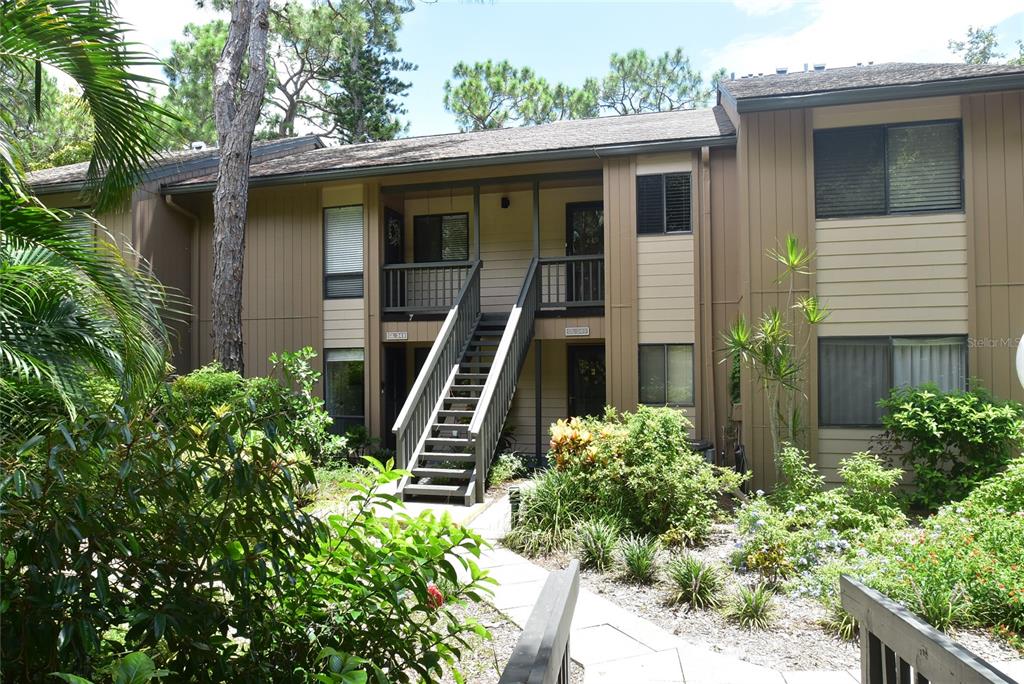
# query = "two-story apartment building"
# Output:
<box><xmin>29</xmin><ymin>62</ymin><xmax>1024</xmax><ymax>503</ymax></box>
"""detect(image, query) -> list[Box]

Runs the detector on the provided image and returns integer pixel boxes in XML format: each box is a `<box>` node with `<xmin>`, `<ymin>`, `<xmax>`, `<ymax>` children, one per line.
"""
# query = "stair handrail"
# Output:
<box><xmin>393</xmin><ymin>260</ymin><xmax>481</xmax><ymax>469</ymax></box>
<box><xmin>468</xmin><ymin>257</ymin><xmax>539</xmax><ymax>499</ymax></box>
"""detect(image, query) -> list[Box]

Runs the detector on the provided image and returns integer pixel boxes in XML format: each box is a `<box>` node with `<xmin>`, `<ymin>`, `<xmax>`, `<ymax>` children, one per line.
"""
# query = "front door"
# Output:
<box><xmin>568</xmin><ymin>345</ymin><xmax>606</xmax><ymax>419</ymax></box>
<box><xmin>566</xmin><ymin>202</ymin><xmax>604</xmax><ymax>304</ymax></box>
<box><xmin>383</xmin><ymin>346</ymin><xmax>407</xmax><ymax>450</ymax></box>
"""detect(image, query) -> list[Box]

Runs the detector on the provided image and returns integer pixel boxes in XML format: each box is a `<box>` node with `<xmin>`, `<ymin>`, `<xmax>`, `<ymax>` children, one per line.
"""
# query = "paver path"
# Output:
<box><xmin>464</xmin><ymin>494</ymin><xmax>1024</xmax><ymax>684</ymax></box>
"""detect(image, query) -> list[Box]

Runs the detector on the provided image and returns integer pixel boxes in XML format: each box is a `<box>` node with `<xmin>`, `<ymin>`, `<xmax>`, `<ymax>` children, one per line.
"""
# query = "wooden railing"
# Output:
<box><xmin>467</xmin><ymin>258</ymin><xmax>539</xmax><ymax>502</ymax></box>
<box><xmin>840</xmin><ymin>575</ymin><xmax>1016</xmax><ymax>684</ymax></box>
<box><xmin>382</xmin><ymin>260</ymin><xmax>475</xmax><ymax>314</ymax></box>
<box><xmin>392</xmin><ymin>262</ymin><xmax>481</xmax><ymax>470</ymax></box>
<box><xmin>499</xmin><ymin>560</ymin><xmax>579</xmax><ymax>684</ymax></box>
<box><xmin>538</xmin><ymin>255</ymin><xmax>604</xmax><ymax>310</ymax></box>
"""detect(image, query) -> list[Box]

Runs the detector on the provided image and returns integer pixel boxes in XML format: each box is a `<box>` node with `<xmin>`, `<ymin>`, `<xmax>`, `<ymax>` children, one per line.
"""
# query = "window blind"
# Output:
<box><xmin>886</xmin><ymin>123</ymin><xmax>962</xmax><ymax>213</ymax></box>
<box><xmin>814</xmin><ymin>127</ymin><xmax>886</xmax><ymax>218</ymax></box>
<box><xmin>639</xmin><ymin>344</ymin><xmax>695</xmax><ymax>406</ymax></box>
<box><xmin>892</xmin><ymin>337</ymin><xmax>966</xmax><ymax>392</ymax></box>
<box><xmin>666</xmin><ymin>344</ymin><xmax>694</xmax><ymax>405</ymax></box>
<box><xmin>819</xmin><ymin>338</ymin><xmax>890</xmax><ymax>426</ymax></box>
<box><xmin>636</xmin><ymin>175</ymin><xmax>664</xmax><ymax>234</ymax></box>
<box><xmin>413</xmin><ymin>213</ymin><xmax>469</xmax><ymax>262</ymax></box>
<box><xmin>440</xmin><ymin>214</ymin><xmax>469</xmax><ymax>261</ymax></box>
<box><xmin>324</xmin><ymin>206</ymin><xmax>364</xmax><ymax>298</ymax></box>
<box><xmin>664</xmin><ymin>173</ymin><xmax>692</xmax><ymax>233</ymax></box>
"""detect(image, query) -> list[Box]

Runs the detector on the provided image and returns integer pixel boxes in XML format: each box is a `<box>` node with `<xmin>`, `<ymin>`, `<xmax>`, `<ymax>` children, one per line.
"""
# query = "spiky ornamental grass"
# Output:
<box><xmin>724</xmin><ymin>583</ymin><xmax>776</xmax><ymax>630</ymax></box>
<box><xmin>665</xmin><ymin>554</ymin><xmax>723</xmax><ymax>609</ymax></box>
<box><xmin>576</xmin><ymin>519</ymin><xmax>619</xmax><ymax>572</ymax></box>
<box><xmin>619</xmin><ymin>534</ymin><xmax>659</xmax><ymax>584</ymax></box>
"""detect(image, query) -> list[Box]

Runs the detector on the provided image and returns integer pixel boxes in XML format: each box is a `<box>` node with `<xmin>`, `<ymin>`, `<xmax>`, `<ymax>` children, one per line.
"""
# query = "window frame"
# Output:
<box><xmin>813</xmin><ymin>119</ymin><xmax>964</xmax><ymax>220</ymax></box>
<box><xmin>817</xmin><ymin>334</ymin><xmax>969</xmax><ymax>428</ymax></box>
<box><xmin>322</xmin><ymin>347</ymin><xmax>366</xmax><ymax>432</ymax></box>
<box><xmin>638</xmin><ymin>343</ymin><xmax>695</xmax><ymax>407</ymax></box>
<box><xmin>323</xmin><ymin>204</ymin><xmax>365</xmax><ymax>300</ymax></box>
<box><xmin>412</xmin><ymin>212</ymin><xmax>470</xmax><ymax>263</ymax></box>
<box><xmin>635</xmin><ymin>172</ymin><xmax>693</xmax><ymax>235</ymax></box>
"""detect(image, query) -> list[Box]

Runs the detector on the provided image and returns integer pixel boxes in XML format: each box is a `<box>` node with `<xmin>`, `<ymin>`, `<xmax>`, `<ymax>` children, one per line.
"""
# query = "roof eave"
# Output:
<box><xmin>733</xmin><ymin>72</ymin><xmax>1024</xmax><ymax>113</ymax></box>
<box><xmin>163</xmin><ymin>134</ymin><xmax>738</xmax><ymax>194</ymax></box>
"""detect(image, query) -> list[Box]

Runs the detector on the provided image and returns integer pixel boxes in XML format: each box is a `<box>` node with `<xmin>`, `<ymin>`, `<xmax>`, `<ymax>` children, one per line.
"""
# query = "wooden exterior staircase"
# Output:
<box><xmin>394</xmin><ymin>258</ymin><xmax>540</xmax><ymax>505</ymax></box>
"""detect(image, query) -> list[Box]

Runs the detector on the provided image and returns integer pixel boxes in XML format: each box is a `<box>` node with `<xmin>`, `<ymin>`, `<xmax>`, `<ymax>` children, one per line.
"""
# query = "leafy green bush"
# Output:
<box><xmin>724</xmin><ymin>583</ymin><xmax>775</xmax><ymax>630</ymax></box>
<box><xmin>503</xmin><ymin>467</ymin><xmax>585</xmax><ymax>556</ymax></box>
<box><xmin>488</xmin><ymin>452</ymin><xmax>526</xmax><ymax>489</ymax></box>
<box><xmin>547</xmin><ymin>406</ymin><xmax>744</xmax><ymax>542</ymax></box>
<box><xmin>2</xmin><ymin>385</ymin><xmax>492</xmax><ymax>681</ymax></box>
<box><xmin>576</xmin><ymin>519</ymin><xmax>619</xmax><ymax>571</ymax></box>
<box><xmin>665</xmin><ymin>555</ymin><xmax>723</xmax><ymax>609</ymax></box>
<box><xmin>878</xmin><ymin>385</ymin><xmax>1024</xmax><ymax>510</ymax></box>
<box><xmin>619</xmin><ymin>534</ymin><xmax>659</xmax><ymax>584</ymax></box>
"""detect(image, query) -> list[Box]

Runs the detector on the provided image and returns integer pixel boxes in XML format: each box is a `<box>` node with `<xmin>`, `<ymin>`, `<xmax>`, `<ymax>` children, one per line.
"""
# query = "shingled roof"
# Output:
<box><xmin>28</xmin><ymin>135</ymin><xmax>323</xmax><ymax>193</ymax></box>
<box><xmin>166</xmin><ymin>106</ymin><xmax>736</xmax><ymax>192</ymax></box>
<box><xmin>720</xmin><ymin>62</ymin><xmax>1024</xmax><ymax>112</ymax></box>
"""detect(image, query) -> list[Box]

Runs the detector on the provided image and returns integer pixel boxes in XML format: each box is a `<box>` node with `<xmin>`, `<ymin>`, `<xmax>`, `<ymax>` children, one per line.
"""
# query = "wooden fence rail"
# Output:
<box><xmin>840</xmin><ymin>575</ymin><xmax>1017</xmax><ymax>684</ymax></box>
<box><xmin>499</xmin><ymin>560</ymin><xmax>579</xmax><ymax>684</ymax></box>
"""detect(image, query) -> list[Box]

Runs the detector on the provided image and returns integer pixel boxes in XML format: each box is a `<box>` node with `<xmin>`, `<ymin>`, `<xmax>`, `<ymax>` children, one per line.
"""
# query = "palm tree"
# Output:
<box><xmin>0</xmin><ymin>0</ymin><xmax>177</xmax><ymax>443</ymax></box>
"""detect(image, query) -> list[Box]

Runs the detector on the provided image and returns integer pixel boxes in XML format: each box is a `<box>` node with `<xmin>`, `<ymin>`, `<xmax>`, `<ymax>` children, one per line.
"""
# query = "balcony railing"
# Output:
<box><xmin>538</xmin><ymin>255</ymin><xmax>604</xmax><ymax>310</ymax></box>
<box><xmin>382</xmin><ymin>260</ymin><xmax>475</xmax><ymax>314</ymax></box>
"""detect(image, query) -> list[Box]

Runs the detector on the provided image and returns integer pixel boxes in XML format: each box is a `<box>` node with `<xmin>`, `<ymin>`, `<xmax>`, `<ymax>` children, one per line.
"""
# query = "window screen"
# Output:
<box><xmin>324</xmin><ymin>205</ymin><xmax>364</xmax><ymax>298</ymax></box>
<box><xmin>819</xmin><ymin>336</ymin><xmax>968</xmax><ymax>427</ymax></box>
<box><xmin>636</xmin><ymin>173</ymin><xmax>692</xmax><ymax>234</ymax></box>
<box><xmin>639</xmin><ymin>344</ymin><xmax>694</xmax><ymax>406</ymax></box>
<box><xmin>814</xmin><ymin>121</ymin><xmax>962</xmax><ymax>219</ymax></box>
<box><xmin>325</xmin><ymin>348</ymin><xmax>364</xmax><ymax>430</ymax></box>
<box><xmin>887</xmin><ymin>123</ymin><xmax>962</xmax><ymax>213</ymax></box>
<box><xmin>413</xmin><ymin>213</ymin><xmax>469</xmax><ymax>262</ymax></box>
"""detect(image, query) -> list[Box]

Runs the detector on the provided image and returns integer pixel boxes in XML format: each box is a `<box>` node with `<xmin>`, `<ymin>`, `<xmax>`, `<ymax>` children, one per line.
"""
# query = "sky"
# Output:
<box><xmin>114</xmin><ymin>0</ymin><xmax>1024</xmax><ymax>137</ymax></box>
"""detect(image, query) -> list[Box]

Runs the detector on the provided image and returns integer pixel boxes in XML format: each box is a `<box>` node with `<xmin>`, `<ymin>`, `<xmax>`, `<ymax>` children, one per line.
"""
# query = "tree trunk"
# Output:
<box><xmin>211</xmin><ymin>0</ymin><xmax>270</xmax><ymax>373</ymax></box>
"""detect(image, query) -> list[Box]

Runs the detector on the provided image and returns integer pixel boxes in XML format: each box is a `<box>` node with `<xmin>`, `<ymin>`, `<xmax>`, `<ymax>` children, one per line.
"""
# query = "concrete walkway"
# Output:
<box><xmin>463</xmin><ymin>494</ymin><xmax>1024</xmax><ymax>684</ymax></box>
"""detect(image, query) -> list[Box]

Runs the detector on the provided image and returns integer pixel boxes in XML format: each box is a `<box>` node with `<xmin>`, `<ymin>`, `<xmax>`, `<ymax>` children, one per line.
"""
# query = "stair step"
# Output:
<box><xmin>418</xmin><ymin>451</ymin><xmax>475</xmax><ymax>462</ymax></box>
<box><xmin>413</xmin><ymin>466</ymin><xmax>473</xmax><ymax>480</ymax></box>
<box><xmin>458</xmin><ymin>363</ymin><xmax>492</xmax><ymax>369</ymax></box>
<box><xmin>443</xmin><ymin>397</ymin><xmax>479</xmax><ymax>406</ymax></box>
<box><xmin>432</xmin><ymin>424</ymin><xmax>468</xmax><ymax>436</ymax></box>
<box><xmin>425</xmin><ymin>436</ymin><xmax>472</xmax><ymax>447</ymax></box>
<box><xmin>455</xmin><ymin>372</ymin><xmax>489</xmax><ymax>379</ymax></box>
<box><xmin>449</xmin><ymin>383</ymin><xmax>485</xmax><ymax>391</ymax></box>
<box><xmin>464</xmin><ymin>350</ymin><xmax>496</xmax><ymax>357</ymax></box>
<box><xmin>438</xmin><ymin>408</ymin><xmax>475</xmax><ymax>418</ymax></box>
<box><xmin>403</xmin><ymin>482</ymin><xmax>469</xmax><ymax>498</ymax></box>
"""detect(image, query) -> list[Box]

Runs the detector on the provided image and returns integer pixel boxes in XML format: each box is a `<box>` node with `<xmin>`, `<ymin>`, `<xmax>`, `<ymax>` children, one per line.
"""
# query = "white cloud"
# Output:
<box><xmin>715</xmin><ymin>0</ymin><xmax>1024</xmax><ymax>77</ymax></box>
<box><xmin>731</xmin><ymin>0</ymin><xmax>796</xmax><ymax>16</ymax></box>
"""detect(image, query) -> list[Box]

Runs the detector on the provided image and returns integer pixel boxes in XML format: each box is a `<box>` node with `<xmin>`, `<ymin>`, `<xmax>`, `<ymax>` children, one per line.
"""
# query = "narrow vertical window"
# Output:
<box><xmin>324</xmin><ymin>205</ymin><xmax>364</xmax><ymax>298</ymax></box>
<box><xmin>325</xmin><ymin>348</ymin><xmax>365</xmax><ymax>431</ymax></box>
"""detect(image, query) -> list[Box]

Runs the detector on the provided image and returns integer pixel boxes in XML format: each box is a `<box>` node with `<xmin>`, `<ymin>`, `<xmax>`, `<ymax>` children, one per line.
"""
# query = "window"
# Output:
<box><xmin>413</xmin><ymin>213</ymin><xmax>469</xmax><ymax>262</ymax></box>
<box><xmin>325</xmin><ymin>348</ymin><xmax>364</xmax><ymax>431</ymax></box>
<box><xmin>814</xmin><ymin>121</ymin><xmax>962</xmax><ymax>219</ymax></box>
<box><xmin>324</xmin><ymin>205</ymin><xmax>364</xmax><ymax>298</ymax></box>
<box><xmin>636</xmin><ymin>173</ymin><xmax>692</xmax><ymax>234</ymax></box>
<box><xmin>819</xmin><ymin>336</ymin><xmax>967</xmax><ymax>427</ymax></box>
<box><xmin>639</xmin><ymin>344</ymin><xmax>694</xmax><ymax>406</ymax></box>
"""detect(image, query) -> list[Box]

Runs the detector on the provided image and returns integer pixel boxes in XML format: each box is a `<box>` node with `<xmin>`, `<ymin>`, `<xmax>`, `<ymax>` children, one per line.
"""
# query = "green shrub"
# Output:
<box><xmin>576</xmin><ymin>519</ymin><xmax>619</xmax><ymax>572</ymax></box>
<box><xmin>167</xmin><ymin>361</ymin><xmax>243</xmax><ymax>421</ymax></box>
<box><xmin>547</xmin><ymin>406</ymin><xmax>745</xmax><ymax>542</ymax></box>
<box><xmin>619</xmin><ymin>534</ymin><xmax>659</xmax><ymax>584</ymax></box>
<box><xmin>878</xmin><ymin>385</ymin><xmax>1024</xmax><ymax>510</ymax></box>
<box><xmin>772</xmin><ymin>443</ymin><xmax>824</xmax><ymax>510</ymax></box>
<box><xmin>2</xmin><ymin>388</ymin><xmax>491</xmax><ymax>681</ymax></box>
<box><xmin>665</xmin><ymin>555</ymin><xmax>723</xmax><ymax>609</ymax></box>
<box><xmin>488</xmin><ymin>452</ymin><xmax>526</xmax><ymax>489</ymax></box>
<box><xmin>821</xmin><ymin>602</ymin><xmax>857</xmax><ymax>641</ymax></box>
<box><xmin>725</xmin><ymin>583</ymin><xmax>775</xmax><ymax>630</ymax></box>
<box><xmin>503</xmin><ymin>468</ymin><xmax>585</xmax><ymax>556</ymax></box>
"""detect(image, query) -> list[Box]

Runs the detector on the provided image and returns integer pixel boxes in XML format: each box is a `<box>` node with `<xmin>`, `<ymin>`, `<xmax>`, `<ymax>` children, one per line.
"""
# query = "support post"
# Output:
<box><xmin>532</xmin><ymin>180</ymin><xmax>540</xmax><ymax>258</ymax></box>
<box><xmin>535</xmin><ymin>339</ymin><xmax>542</xmax><ymax>464</ymax></box>
<box><xmin>473</xmin><ymin>182</ymin><xmax>481</xmax><ymax>262</ymax></box>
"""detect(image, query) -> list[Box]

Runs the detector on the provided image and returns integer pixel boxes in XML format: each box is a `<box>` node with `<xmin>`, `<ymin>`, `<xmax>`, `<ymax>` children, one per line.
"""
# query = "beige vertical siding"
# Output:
<box><xmin>603</xmin><ymin>157</ymin><xmax>640</xmax><ymax>413</ymax></box>
<box><xmin>816</xmin><ymin>213</ymin><xmax>969</xmax><ymax>335</ymax></box>
<box><xmin>506</xmin><ymin>341</ymin><xmax>570</xmax><ymax>458</ymax></box>
<box><xmin>963</xmin><ymin>90</ymin><xmax>1024</xmax><ymax>404</ymax></box>
<box><xmin>637</xmin><ymin>235</ymin><xmax>695</xmax><ymax>343</ymax></box>
<box><xmin>194</xmin><ymin>185</ymin><xmax>323</xmax><ymax>377</ymax></box>
<box><xmin>737</xmin><ymin>109</ymin><xmax>816</xmax><ymax>490</ymax></box>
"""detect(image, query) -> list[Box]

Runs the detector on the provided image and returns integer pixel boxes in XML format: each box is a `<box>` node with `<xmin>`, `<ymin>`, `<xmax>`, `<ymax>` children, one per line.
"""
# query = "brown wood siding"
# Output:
<box><xmin>963</xmin><ymin>90</ymin><xmax>1024</xmax><ymax>404</ymax></box>
<box><xmin>364</xmin><ymin>182</ymin><xmax>384</xmax><ymax>438</ymax></box>
<box><xmin>194</xmin><ymin>185</ymin><xmax>323</xmax><ymax>378</ymax></box>
<box><xmin>603</xmin><ymin>158</ymin><xmax>639</xmax><ymax>412</ymax></box>
<box><xmin>737</xmin><ymin>110</ymin><xmax>815</xmax><ymax>490</ymax></box>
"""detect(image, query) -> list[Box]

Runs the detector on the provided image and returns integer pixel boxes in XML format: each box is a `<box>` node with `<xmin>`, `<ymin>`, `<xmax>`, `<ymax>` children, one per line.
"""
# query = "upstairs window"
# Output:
<box><xmin>814</xmin><ymin>121</ymin><xmax>962</xmax><ymax>219</ymax></box>
<box><xmin>324</xmin><ymin>205</ymin><xmax>364</xmax><ymax>298</ymax></box>
<box><xmin>413</xmin><ymin>213</ymin><xmax>469</xmax><ymax>262</ymax></box>
<box><xmin>637</xmin><ymin>172</ymin><xmax>692</xmax><ymax>234</ymax></box>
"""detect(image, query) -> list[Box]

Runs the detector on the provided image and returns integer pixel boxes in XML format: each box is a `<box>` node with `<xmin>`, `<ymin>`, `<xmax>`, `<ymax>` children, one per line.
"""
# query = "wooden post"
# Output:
<box><xmin>535</xmin><ymin>339</ymin><xmax>542</xmax><ymax>463</ymax></box>
<box><xmin>473</xmin><ymin>182</ymin><xmax>481</xmax><ymax>262</ymax></box>
<box><xmin>532</xmin><ymin>180</ymin><xmax>540</xmax><ymax>258</ymax></box>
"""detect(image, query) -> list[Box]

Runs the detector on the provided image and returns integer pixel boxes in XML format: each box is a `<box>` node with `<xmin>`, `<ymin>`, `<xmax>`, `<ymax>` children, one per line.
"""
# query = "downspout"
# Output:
<box><xmin>698</xmin><ymin>146</ymin><xmax>718</xmax><ymax>458</ymax></box>
<box><xmin>164</xmin><ymin>194</ymin><xmax>201</xmax><ymax>372</ymax></box>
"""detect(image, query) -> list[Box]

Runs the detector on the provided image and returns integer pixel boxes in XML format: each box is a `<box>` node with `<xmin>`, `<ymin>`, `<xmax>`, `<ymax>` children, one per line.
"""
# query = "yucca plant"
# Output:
<box><xmin>724</xmin><ymin>234</ymin><xmax>829</xmax><ymax>455</ymax></box>
<box><xmin>724</xmin><ymin>582</ymin><xmax>776</xmax><ymax>630</ymax></box>
<box><xmin>576</xmin><ymin>518</ymin><xmax>619</xmax><ymax>572</ymax></box>
<box><xmin>665</xmin><ymin>554</ymin><xmax>723</xmax><ymax>609</ymax></box>
<box><xmin>619</xmin><ymin>534</ymin><xmax>659</xmax><ymax>584</ymax></box>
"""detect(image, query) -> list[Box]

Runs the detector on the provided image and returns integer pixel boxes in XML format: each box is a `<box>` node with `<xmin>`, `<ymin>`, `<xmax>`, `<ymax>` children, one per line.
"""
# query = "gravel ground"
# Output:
<box><xmin>530</xmin><ymin>521</ymin><xmax>1023</xmax><ymax>672</ymax></box>
<box><xmin>437</xmin><ymin>599</ymin><xmax>584</xmax><ymax>683</ymax></box>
